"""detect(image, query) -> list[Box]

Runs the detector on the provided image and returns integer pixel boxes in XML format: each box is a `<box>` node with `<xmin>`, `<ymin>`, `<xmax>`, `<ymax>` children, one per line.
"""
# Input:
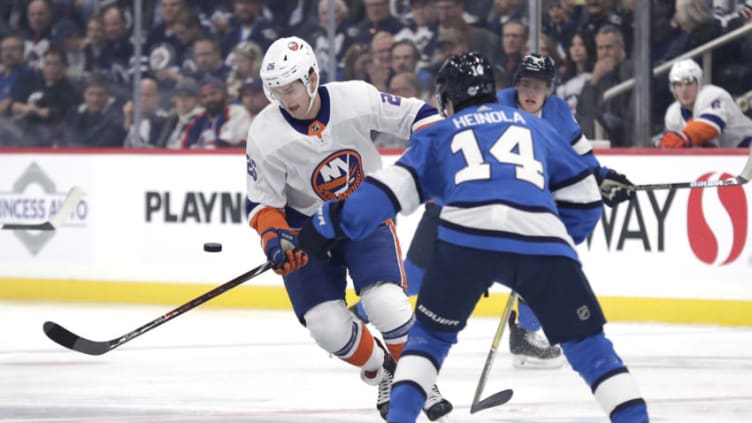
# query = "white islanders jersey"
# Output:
<box><xmin>245</xmin><ymin>80</ymin><xmax>440</xmax><ymax>228</ymax></box>
<box><xmin>664</xmin><ymin>84</ymin><xmax>752</xmax><ymax>148</ymax></box>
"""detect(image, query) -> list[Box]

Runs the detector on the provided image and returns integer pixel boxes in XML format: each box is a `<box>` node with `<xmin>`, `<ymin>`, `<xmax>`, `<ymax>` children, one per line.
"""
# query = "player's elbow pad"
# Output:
<box><xmin>683</xmin><ymin>120</ymin><xmax>720</xmax><ymax>146</ymax></box>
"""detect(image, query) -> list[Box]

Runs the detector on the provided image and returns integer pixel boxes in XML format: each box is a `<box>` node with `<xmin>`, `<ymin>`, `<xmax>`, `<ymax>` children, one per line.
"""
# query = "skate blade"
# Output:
<box><xmin>512</xmin><ymin>354</ymin><xmax>565</xmax><ymax>369</ymax></box>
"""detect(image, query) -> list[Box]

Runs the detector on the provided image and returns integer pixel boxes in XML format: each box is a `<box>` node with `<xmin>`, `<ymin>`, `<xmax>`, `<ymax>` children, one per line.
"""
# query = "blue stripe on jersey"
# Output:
<box><xmin>278</xmin><ymin>86</ymin><xmax>331</xmax><ymax>135</ymax></box>
<box><xmin>395</xmin><ymin>162</ymin><xmax>427</xmax><ymax>204</ymax></box>
<box><xmin>698</xmin><ymin>113</ymin><xmax>726</xmax><ymax>130</ymax></box>
<box><xmin>437</xmin><ymin>223</ymin><xmax>579</xmax><ymax>262</ymax></box>
<box><xmin>414</xmin><ymin>104</ymin><xmax>439</xmax><ymax>125</ymax></box>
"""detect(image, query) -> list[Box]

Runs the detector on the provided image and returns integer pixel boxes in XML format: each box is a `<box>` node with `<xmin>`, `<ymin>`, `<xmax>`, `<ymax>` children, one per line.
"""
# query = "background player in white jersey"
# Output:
<box><xmin>660</xmin><ymin>59</ymin><xmax>752</xmax><ymax>148</ymax></box>
<box><xmin>245</xmin><ymin>36</ymin><xmax>451</xmax><ymax>421</ymax></box>
<box><xmin>298</xmin><ymin>52</ymin><xmax>649</xmax><ymax>423</ymax></box>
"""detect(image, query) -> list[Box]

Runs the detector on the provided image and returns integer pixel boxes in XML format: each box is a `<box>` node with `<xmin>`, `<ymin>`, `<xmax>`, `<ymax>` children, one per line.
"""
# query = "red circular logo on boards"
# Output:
<box><xmin>686</xmin><ymin>172</ymin><xmax>748</xmax><ymax>265</ymax></box>
<box><xmin>311</xmin><ymin>149</ymin><xmax>364</xmax><ymax>201</ymax></box>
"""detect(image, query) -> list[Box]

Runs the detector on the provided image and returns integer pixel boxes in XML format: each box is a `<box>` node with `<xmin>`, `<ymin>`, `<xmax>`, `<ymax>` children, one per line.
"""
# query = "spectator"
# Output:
<box><xmin>81</xmin><ymin>15</ymin><xmax>105</xmax><ymax>78</ymax></box>
<box><xmin>156</xmin><ymin>76</ymin><xmax>205</xmax><ymax>149</ymax></box>
<box><xmin>389</xmin><ymin>39</ymin><xmax>432</xmax><ymax>95</ymax></box>
<box><xmin>0</xmin><ymin>34</ymin><xmax>41</xmax><ymax>118</ymax></box>
<box><xmin>576</xmin><ymin>24</ymin><xmax>630</xmax><ymax>144</ymax></box>
<box><xmin>557</xmin><ymin>30</ymin><xmax>595</xmax><ymax>114</ymax></box>
<box><xmin>11</xmin><ymin>48</ymin><xmax>80</xmax><ymax>147</ymax></box>
<box><xmin>145</xmin><ymin>0</ymin><xmax>186</xmax><ymax>53</ymax></box>
<box><xmin>342</xmin><ymin>43</ymin><xmax>372</xmax><ymax>81</ymax></box>
<box><xmin>23</xmin><ymin>0</ymin><xmax>56</xmax><ymax>71</ymax></box>
<box><xmin>388</xmin><ymin>71</ymin><xmax>419</xmax><ymax>99</ymax></box>
<box><xmin>437</xmin><ymin>0</ymin><xmax>499</xmax><ymax>64</ymax></box>
<box><xmin>536</xmin><ymin>32</ymin><xmax>564</xmax><ymax>67</ymax></box>
<box><xmin>49</xmin><ymin>19</ymin><xmax>85</xmax><ymax>81</ymax></box>
<box><xmin>97</xmin><ymin>4</ymin><xmax>134</xmax><ymax>101</ymax></box>
<box><xmin>192</xmin><ymin>35</ymin><xmax>231</xmax><ymax>82</ymax></box>
<box><xmin>220</xmin><ymin>0</ymin><xmax>277</xmax><ymax>56</ymax></box>
<box><xmin>181</xmin><ymin>76</ymin><xmax>250</xmax><ymax>148</ymax></box>
<box><xmin>123</xmin><ymin>77</ymin><xmax>168</xmax><ymax>148</ymax></box>
<box><xmin>367</xmin><ymin>31</ymin><xmax>394</xmax><ymax>91</ymax></box>
<box><xmin>486</xmin><ymin>0</ymin><xmax>527</xmax><ymax>35</ymax></box>
<box><xmin>543</xmin><ymin>0</ymin><xmax>578</xmax><ymax>50</ymax></box>
<box><xmin>226</xmin><ymin>39</ymin><xmax>262</xmax><ymax>100</ymax></box>
<box><xmin>310</xmin><ymin>0</ymin><xmax>358</xmax><ymax>82</ymax></box>
<box><xmin>63</xmin><ymin>73</ymin><xmax>127</xmax><ymax>147</ymax></box>
<box><xmin>355</xmin><ymin>0</ymin><xmax>405</xmax><ymax>44</ymax></box>
<box><xmin>495</xmin><ymin>20</ymin><xmax>527</xmax><ymax>78</ymax></box>
<box><xmin>150</xmin><ymin>9</ymin><xmax>204</xmax><ymax>89</ymax></box>
<box><xmin>577</xmin><ymin>0</ymin><xmax>630</xmax><ymax>54</ymax></box>
<box><xmin>394</xmin><ymin>0</ymin><xmax>439</xmax><ymax>67</ymax></box>
<box><xmin>238</xmin><ymin>75</ymin><xmax>268</xmax><ymax>125</ymax></box>
<box><xmin>423</xmin><ymin>27</ymin><xmax>470</xmax><ymax>77</ymax></box>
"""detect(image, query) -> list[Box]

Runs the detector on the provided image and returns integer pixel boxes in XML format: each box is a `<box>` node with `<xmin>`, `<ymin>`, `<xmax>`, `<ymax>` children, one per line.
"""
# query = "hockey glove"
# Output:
<box><xmin>597</xmin><ymin>168</ymin><xmax>635</xmax><ymax>207</ymax></box>
<box><xmin>659</xmin><ymin>131</ymin><xmax>691</xmax><ymax>148</ymax></box>
<box><xmin>298</xmin><ymin>200</ymin><xmax>346</xmax><ymax>260</ymax></box>
<box><xmin>261</xmin><ymin>228</ymin><xmax>308</xmax><ymax>275</ymax></box>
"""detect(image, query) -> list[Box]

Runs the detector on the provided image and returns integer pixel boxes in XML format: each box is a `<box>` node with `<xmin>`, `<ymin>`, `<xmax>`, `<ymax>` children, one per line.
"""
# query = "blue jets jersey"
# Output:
<box><xmin>497</xmin><ymin>88</ymin><xmax>605</xmax><ymax>243</ymax></box>
<box><xmin>497</xmin><ymin>88</ymin><xmax>600</xmax><ymax>171</ymax></box>
<box><xmin>338</xmin><ymin>103</ymin><xmax>602</xmax><ymax>261</ymax></box>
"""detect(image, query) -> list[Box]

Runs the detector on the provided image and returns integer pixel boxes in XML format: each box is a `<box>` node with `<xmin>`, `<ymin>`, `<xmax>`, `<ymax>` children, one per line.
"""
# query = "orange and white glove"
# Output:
<box><xmin>659</xmin><ymin>130</ymin><xmax>691</xmax><ymax>148</ymax></box>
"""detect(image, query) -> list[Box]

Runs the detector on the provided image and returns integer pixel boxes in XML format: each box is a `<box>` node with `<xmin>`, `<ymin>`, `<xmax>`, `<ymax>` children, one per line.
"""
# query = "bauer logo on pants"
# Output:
<box><xmin>687</xmin><ymin>172</ymin><xmax>748</xmax><ymax>266</ymax></box>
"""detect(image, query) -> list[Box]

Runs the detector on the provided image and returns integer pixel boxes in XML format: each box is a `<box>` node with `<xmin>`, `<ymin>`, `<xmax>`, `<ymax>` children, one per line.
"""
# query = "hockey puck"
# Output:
<box><xmin>203</xmin><ymin>242</ymin><xmax>222</xmax><ymax>253</ymax></box>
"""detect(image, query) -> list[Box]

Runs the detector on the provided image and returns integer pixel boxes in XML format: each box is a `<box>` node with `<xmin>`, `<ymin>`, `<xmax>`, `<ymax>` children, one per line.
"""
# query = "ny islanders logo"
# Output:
<box><xmin>686</xmin><ymin>172</ymin><xmax>748</xmax><ymax>265</ymax></box>
<box><xmin>311</xmin><ymin>150</ymin><xmax>364</xmax><ymax>200</ymax></box>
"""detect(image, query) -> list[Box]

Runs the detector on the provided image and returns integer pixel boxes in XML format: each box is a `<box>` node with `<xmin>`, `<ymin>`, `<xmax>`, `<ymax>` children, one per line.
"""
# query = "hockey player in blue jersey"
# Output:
<box><xmin>497</xmin><ymin>53</ymin><xmax>635</xmax><ymax>368</ymax></box>
<box><xmin>348</xmin><ymin>53</ymin><xmax>635</xmax><ymax>369</ymax></box>
<box><xmin>298</xmin><ymin>51</ymin><xmax>649</xmax><ymax>423</ymax></box>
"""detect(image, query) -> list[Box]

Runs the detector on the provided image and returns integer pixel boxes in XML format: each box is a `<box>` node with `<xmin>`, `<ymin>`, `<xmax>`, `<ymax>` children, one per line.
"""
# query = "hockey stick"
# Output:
<box><xmin>43</xmin><ymin>261</ymin><xmax>275</xmax><ymax>356</ymax></box>
<box><xmin>470</xmin><ymin>292</ymin><xmax>517</xmax><ymax>414</ymax></box>
<box><xmin>1</xmin><ymin>186</ymin><xmax>85</xmax><ymax>230</ymax></box>
<box><xmin>631</xmin><ymin>150</ymin><xmax>752</xmax><ymax>191</ymax></box>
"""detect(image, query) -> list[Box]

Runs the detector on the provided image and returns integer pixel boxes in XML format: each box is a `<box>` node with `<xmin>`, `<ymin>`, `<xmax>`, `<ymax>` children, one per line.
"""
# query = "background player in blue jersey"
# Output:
<box><xmin>298</xmin><ymin>52</ymin><xmax>649</xmax><ymax>423</ymax></box>
<box><xmin>348</xmin><ymin>53</ymin><xmax>635</xmax><ymax>369</ymax></box>
<box><xmin>496</xmin><ymin>53</ymin><xmax>635</xmax><ymax>368</ymax></box>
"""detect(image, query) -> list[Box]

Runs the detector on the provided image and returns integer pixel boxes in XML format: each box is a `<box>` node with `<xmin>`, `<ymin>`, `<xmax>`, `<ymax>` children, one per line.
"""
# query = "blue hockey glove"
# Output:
<box><xmin>597</xmin><ymin>167</ymin><xmax>635</xmax><ymax>207</ymax></box>
<box><xmin>298</xmin><ymin>201</ymin><xmax>346</xmax><ymax>260</ymax></box>
<box><xmin>261</xmin><ymin>228</ymin><xmax>308</xmax><ymax>275</ymax></box>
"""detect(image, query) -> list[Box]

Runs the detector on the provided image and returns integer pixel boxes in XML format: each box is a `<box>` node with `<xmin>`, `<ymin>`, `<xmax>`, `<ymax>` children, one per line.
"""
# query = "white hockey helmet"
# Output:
<box><xmin>669</xmin><ymin>59</ymin><xmax>703</xmax><ymax>87</ymax></box>
<box><xmin>260</xmin><ymin>36</ymin><xmax>320</xmax><ymax>112</ymax></box>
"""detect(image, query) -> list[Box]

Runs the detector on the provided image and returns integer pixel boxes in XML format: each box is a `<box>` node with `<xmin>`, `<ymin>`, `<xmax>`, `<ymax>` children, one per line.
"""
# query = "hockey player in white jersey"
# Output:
<box><xmin>297</xmin><ymin>51</ymin><xmax>649</xmax><ymax>423</ymax></box>
<box><xmin>244</xmin><ymin>36</ymin><xmax>451</xmax><ymax>421</ymax></box>
<box><xmin>660</xmin><ymin>59</ymin><xmax>752</xmax><ymax>148</ymax></box>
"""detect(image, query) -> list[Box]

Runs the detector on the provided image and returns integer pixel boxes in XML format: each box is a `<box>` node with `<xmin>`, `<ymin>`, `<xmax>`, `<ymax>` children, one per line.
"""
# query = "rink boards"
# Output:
<box><xmin>0</xmin><ymin>148</ymin><xmax>751</xmax><ymax>326</ymax></box>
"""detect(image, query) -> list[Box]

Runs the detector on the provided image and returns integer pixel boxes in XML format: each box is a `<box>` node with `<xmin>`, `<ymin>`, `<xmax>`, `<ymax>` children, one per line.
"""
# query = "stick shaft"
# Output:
<box><xmin>471</xmin><ymin>292</ymin><xmax>517</xmax><ymax>407</ymax></box>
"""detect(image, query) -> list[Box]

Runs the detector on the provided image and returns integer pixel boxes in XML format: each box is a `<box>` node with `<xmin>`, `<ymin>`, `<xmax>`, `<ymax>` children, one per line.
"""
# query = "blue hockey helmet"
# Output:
<box><xmin>513</xmin><ymin>53</ymin><xmax>556</xmax><ymax>85</ymax></box>
<box><xmin>435</xmin><ymin>51</ymin><xmax>496</xmax><ymax>115</ymax></box>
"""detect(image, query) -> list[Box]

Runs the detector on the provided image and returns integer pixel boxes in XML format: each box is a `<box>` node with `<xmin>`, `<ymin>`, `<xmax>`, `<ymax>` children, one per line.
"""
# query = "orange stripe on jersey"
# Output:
<box><xmin>250</xmin><ymin>207</ymin><xmax>291</xmax><ymax>246</ymax></box>
<box><xmin>343</xmin><ymin>323</ymin><xmax>375</xmax><ymax>366</ymax></box>
<box><xmin>684</xmin><ymin>120</ymin><xmax>720</xmax><ymax>145</ymax></box>
<box><xmin>385</xmin><ymin>219</ymin><xmax>407</xmax><ymax>292</ymax></box>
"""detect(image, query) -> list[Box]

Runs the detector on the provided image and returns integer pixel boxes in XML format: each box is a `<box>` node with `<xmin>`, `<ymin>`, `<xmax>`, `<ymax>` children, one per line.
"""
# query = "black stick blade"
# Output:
<box><xmin>470</xmin><ymin>389</ymin><xmax>514</xmax><ymax>414</ymax></box>
<box><xmin>1</xmin><ymin>222</ymin><xmax>55</xmax><ymax>231</ymax></box>
<box><xmin>43</xmin><ymin>321</ymin><xmax>112</xmax><ymax>356</ymax></box>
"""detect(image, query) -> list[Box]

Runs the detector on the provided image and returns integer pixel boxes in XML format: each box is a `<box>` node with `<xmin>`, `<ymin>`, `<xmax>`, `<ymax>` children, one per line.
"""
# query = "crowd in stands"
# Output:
<box><xmin>0</xmin><ymin>0</ymin><xmax>750</xmax><ymax>148</ymax></box>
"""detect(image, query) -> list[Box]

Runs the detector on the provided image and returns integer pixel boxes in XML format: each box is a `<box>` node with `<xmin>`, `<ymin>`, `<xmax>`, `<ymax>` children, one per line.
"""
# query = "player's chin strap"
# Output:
<box><xmin>303</xmin><ymin>77</ymin><xmax>319</xmax><ymax>117</ymax></box>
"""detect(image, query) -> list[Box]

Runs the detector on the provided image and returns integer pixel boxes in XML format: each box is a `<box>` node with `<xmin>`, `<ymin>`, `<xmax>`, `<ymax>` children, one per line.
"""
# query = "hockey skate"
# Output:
<box><xmin>360</xmin><ymin>339</ymin><xmax>396</xmax><ymax>420</ymax></box>
<box><xmin>509</xmin><ymin>318</ymin><xmax>565</xmax><ymax>369</ymax></box>
<box><xmin>423</xmin><ymin>384</ymin><xmax>453</xmax><ymax>421</ymax></box>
